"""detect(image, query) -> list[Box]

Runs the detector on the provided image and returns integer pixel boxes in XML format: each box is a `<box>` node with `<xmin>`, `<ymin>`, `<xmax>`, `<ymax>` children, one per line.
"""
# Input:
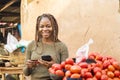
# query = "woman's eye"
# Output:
<box><xmin>39</xmin><ymin>25</ymin><xmax>44</xmax><ymax>28</ymax></box>
<box><xmin>39</xmin><ymin>25</ymin><xmax>51</xmax><ymax>28</ymax></box>
<box><xmin>46</xmin><ymin>25</ymin><xmax>51</xmax><ymax>28</ymax></box>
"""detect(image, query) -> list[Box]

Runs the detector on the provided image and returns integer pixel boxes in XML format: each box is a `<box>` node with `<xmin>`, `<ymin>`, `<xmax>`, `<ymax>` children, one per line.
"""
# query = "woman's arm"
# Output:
<box><xmin>60</xmin><ymin>43</ymin><xmax>69</xmax><ymax>62</ymax></box>
<box><xmin>23</xmin><ymin>41</ymin><xmax>35</xmax><ymax>76</ymax></box>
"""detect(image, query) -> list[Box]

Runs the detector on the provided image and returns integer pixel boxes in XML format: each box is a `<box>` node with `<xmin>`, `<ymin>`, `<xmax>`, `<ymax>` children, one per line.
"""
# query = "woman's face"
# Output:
<box><xmin>39</xmin><ymin>17</ymin><xmax>53</xmax><ymax>39</ymax></box>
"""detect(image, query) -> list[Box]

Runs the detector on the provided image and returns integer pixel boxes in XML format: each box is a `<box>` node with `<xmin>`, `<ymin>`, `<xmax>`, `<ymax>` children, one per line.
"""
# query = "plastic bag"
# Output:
<box><xmin>75</xmin><ymin>38</ymin><xmax>93</xmax><ymax>63</ymax></box>
<box><xmin>4</xmin><ymin>33</ymin><xmax>31</xmax><ymax>53</ymax></box>
<box><xmin>4</xmin><ymin>33</ymin><xmax>18</xmax><ymax>53</ymax></box>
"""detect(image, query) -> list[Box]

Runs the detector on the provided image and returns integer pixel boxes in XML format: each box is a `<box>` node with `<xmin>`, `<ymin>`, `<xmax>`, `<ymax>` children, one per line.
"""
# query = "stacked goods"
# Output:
<box><xmin>49</xmin><ymin>52</ymin><xmax>120</xmax><ymax>80</ymax></box>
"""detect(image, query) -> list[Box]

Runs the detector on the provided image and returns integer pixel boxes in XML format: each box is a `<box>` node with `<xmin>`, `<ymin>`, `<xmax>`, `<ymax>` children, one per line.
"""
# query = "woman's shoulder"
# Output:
<box><xmin>28</xmin><ymin>40</ymin><xmax>35</xmax><ymax>45</ymax></box>
<box><xmin>55</xmin><ymin>41</ymin><xmax>67</xmax><ymax>48</ymax></box>
<box><xmin>27</xmin><ymin>40</ymin><xmax>36</xmax><ymax>48</ymax></box>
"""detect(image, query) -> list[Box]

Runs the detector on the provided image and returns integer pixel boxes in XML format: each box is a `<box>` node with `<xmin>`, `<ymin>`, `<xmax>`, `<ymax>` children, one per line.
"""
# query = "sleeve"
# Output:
<box><xmin>50</xmin><ymin>43</ymin><xmax>69</xmax><ymax>80</ymax></box>
<box><xmin>60</xmin><ymin>42</ymin><xmax>69</xmax><ymax>62</ymax></box>
<box><xmin>23</xmin><ymin>40</ymin><xmax>35</xmax><ymax>76</ymax></box>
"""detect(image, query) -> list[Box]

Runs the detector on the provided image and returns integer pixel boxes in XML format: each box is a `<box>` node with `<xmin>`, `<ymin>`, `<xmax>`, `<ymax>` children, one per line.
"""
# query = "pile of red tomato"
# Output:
<box><xmin>49</xmin><ymin>52</ymin><xmax>120</xmax><ymax>80</ymax></box>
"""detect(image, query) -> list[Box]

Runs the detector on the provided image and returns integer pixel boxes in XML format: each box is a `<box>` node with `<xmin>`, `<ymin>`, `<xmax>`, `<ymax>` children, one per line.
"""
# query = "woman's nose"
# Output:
<box><xmin>43</xmin><ymin>27</ymin><xmax>47</xmax><ymax>30</ymax></box>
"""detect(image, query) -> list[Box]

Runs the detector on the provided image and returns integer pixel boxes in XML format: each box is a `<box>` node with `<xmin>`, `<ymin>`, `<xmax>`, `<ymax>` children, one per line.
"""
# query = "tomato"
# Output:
<box><xmin>55</xmin><ymin>70</ymin><xmax>64</xmax><ymax>76</ymax></box>
<box><xmin>52</xmin><ymin>63</ymin><xmax>62</xmax><ymax>71</ymax></box>
<box><xmin>108</xmin><ymin>65</ymin><xmax>115</xmax><ymax>72</ymax></box>
<box><xmin>65</xmin><ymin>58</ymin><xmax>74</xmax><ymax>65</ymax></box>
<box><xmin>95</xmin><ymin>71</ymin><xmax>102</xmax><ymax>79</ymax></box>
<box><xmin>103</xmin><ymin>60</ymin><xmax>111</xmax><ymax>69</ymax></box>
<box><xmin>70</xmin><ymin>65</ymin><xmax>81</xmax><ymax>73</ymax></box>
<box><xmin>89</xmin><ymin>52</ymin><xmax>98</xmax><ymax>59</ymax></box>
<box><xmin>79</xmin><ymin>62</ymin><xmax>88</xmax><ymax>68</ymax></box>
<box><xmin>87</xmin><ymin>64</ymin><xmax>93</xmax><ymax>71</ymax></box>
<box><xmin>48</xmin><ymin>68</ymin><xmax>55</xmax><ymax>74</ymax></box>
<box><xmin>88</xmin><ymin>55</ymin><xmax>95</xmax><ymax>59</ymax></box>
<box><xmin>86</xmin><ymin>78</ymin><xmax>94</xmax><ymax>80</ymax></box>
<box><xmin>96</xmin><ymin>55</ymin><xmax>103</xmax><ymax>61</ymax></box>
<box><xmin>65</xmin><ymin>70</ymin><xmax>72</xmax><ymax>77</ymax></box>
<box><xmin>101</xmin><ymin>70</ymin><xmax>107</xmax><ymax>75</ymax></box>
<box><xmin>101</xmin><ymin>74</ymin><xmax>108</xmax><ymax>80</ymax></box>
<box><xmin>112</xmin><ymin>61</ymin><xmax>120</xmax><ymax>70</ymax></box>
<box><xmin>91</xmin><ymin>63</ymin><xmax>96</xmax><ymax>68</ymax></box>
<box><xmin>109</xmin><ymin>58</ymin><xmax>115</xmax><ymax>64</ymax></box>
<box><xmin>107</xmin><ymin>71</ymin><xmax>114</xmax><ymax>78</ymax></box>
<box><xmin>108</xmin><ymin>78</ymin><xmax>113</xmax><ymax>80</ymax></box>
<box><xmin>62</xmin><ymin>76</ymin><xmax>67</xmax><ymax>80</ymax></box>
<box><xmin>81</xmin><ymin>68</ymin><xmax>89</xmax><ymax>77</ymax></box>
<box><xmin>113</xmin><ymin>77</ymin><xmax>120</xmax><ymax>80</ymax></box>
<box><xmin>102</xmin><ymin>57</ymin><xmax>108</xmax><ymax>62</ymax></box>
<box><xmin>114</xmin><ymin>70</ymin><xmax>120</xmax><ymax>77</ymax></box>
<box><xmin>61</xmin><ymin>61</ymin><xmax>66</xmax><ymax>68</ymax></box>
<box><xmin>93</xmin><ymin>67</ymin><xmax>102</xmax><ymax>74</ymax></box>
<box><xmin>70</xmin><ymin>73</ymin><xmax>80</xmax><ymax>78</ymax></box>
<box><xmin>84</xmin><ymin>72</ymin><xmax>93</xmax><ymax>78</ymax></box>
<box><xmin>92</xmin><ymin>77</ymin><xmax>97</xmax><ymax>80</ymax></box>
<box><xmin>65</xmin><ymin>64</ymin><xmax>72</xmax><ymax>70</ymax></box>
<box><xmin>95</xmin><ymin>61</ymin><xmax>103</xmax><ymax>68</ymax></box>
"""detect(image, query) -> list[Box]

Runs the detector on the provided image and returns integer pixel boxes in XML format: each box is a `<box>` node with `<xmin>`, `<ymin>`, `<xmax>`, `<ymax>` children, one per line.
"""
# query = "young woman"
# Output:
<box><xmin>23</xmin><ymin>13</ymin><xmax>69</xmax><ymax>80</ymax></box>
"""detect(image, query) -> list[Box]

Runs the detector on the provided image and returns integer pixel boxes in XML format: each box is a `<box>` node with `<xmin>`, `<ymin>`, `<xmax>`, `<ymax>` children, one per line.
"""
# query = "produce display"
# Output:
<box><xmin>49</xmin><ymin>52</ymin><xmax>120</xmax><ymax>80</ymax></box>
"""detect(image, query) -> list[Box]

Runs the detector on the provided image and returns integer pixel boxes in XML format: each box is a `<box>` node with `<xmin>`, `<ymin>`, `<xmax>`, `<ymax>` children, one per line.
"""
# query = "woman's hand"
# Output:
<box><xmin>38</xmin><ymin>59</ymin><xmax>54</xmax><ymax>68</ymax></box>
<box><xmin>26</xmin><ymin>60</ymin><xmax>37</xmax><ymax>68</ymax></box>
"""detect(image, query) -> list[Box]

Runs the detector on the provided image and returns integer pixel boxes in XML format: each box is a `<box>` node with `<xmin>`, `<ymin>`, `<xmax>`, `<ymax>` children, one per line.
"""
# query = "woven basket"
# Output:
<box><xmin>10</xmin><ymin>48</ymin><xmax>25</xmax><ymax>66</ymax></box>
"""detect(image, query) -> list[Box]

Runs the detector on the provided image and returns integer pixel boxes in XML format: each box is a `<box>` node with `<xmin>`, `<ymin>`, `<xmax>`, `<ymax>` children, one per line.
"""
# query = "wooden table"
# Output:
<box><xmin>0</xmin><ymin>67</ymin><xmax>24</xmax><ymax>80</ymax></box>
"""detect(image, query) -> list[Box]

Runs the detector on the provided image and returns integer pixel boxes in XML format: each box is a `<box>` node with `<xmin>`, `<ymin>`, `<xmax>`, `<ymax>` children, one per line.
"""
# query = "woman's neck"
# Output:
<box><xmin>42</xmin><ymin>38</ymin><xmax>54</xmax><ymax>44</ymax></box>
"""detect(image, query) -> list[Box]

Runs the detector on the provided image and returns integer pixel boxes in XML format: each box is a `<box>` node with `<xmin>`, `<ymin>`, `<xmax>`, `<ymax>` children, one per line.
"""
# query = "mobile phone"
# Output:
<box><xmin>41</xmin><ymin>55</ymin><xmax>52</xmax><ymax>61</ymax></box>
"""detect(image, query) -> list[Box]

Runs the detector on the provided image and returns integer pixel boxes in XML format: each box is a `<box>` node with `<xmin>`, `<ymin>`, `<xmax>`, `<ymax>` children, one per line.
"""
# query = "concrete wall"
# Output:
<box><xmin>21</xmin><ymin>0</ymin><xmax>120</xmax><ymax>62</ymax></box>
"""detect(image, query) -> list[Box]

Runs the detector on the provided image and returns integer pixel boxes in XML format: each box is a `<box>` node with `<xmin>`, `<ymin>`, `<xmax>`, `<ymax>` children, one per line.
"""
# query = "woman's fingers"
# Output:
<box><xmin>25</xmin><ymin>57</ymin><xmax>55</xmax><ymax>69</ymax></box>
<box><xmin>26</xmin><ymin>60</ymin><xmax>37</xmax><ymax>68</ymax></box>
<box><xmin>40</xmin><ymin>59</ymin><xmax>54</xmax><ymax>68</ymax></box>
